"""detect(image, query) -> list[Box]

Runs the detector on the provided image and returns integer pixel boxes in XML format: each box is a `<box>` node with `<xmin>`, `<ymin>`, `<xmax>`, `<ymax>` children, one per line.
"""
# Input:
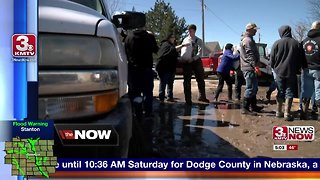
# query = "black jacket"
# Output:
<box><xmin>156</xmin><ymin>41</ymin><xmax>178</xmax><ymax>73</ymax></box>
<box><xmin>270</xmin><ymin>25</ymin><xmax>306</xmax><ymax>78</ymax></box>
<box><xmin>125</xmin><ymin>30</ymin><xmax>158</xmax><ymax>69</ymax></box>
<box><xmin>302</xmin><ymin>29</ymin><xmax>320</xmax><ymax>70</ymax></box>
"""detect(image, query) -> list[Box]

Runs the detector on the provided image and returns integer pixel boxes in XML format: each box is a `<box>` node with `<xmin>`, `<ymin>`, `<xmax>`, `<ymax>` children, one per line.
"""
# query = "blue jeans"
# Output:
<box><xmin>301</xmin><ymin>69</ymin><xmax>320</xmax><ymax>101</ymax></box>
<box><xmin>158</xmin><ymin>71</ymin><xmax>175</xmax><ymax>100</ymax></box>
<box><xmin>299</xmin><ymin>70</ymin><xmax>316</xmax><ymax>109</ymax></box>
<box><xmin>243</xmin><ymin>70</ymin><xmax>258</xmax><ymax>98</ymax></box>
<box><xmin>276</xmin><ymin>76</ymin><xmax>295</xmax><ymax>100</ymax></box>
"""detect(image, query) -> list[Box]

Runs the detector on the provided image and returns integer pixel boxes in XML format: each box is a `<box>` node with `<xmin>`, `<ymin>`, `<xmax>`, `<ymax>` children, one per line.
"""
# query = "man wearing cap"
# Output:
<box><xmin>239</xmin><ymin>23</ymin><xmax>263</xmax><ymax>115</ymax></box>
<box><xmin>301</xmin><ymin>21</ymin><xmax>320</xmax><ymax>120</ymax></box>
<box><xmin>180</xmin><ymin>24</ymin><xmax>210</xmax><ymax>105</ymax></box>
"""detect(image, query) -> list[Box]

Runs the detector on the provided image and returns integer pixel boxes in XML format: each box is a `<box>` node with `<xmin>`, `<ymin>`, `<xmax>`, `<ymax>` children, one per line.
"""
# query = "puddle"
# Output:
<box><xmin>152</xmin><ymin>102</ymin><xmax>246</xmax><ymax>158</ymax></box>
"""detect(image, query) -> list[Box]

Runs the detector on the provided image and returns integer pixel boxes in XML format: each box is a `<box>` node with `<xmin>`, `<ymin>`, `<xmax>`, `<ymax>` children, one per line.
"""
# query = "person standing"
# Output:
<box><xmin>234</xmin><ymin>33</ymin><xmax>246</xmax><ymax>103</ymax></box>
<box><xmin>157</xmin><ymin>33</ymin><xmax>189</xmax><ymax>103</ymax></box>
<box><xmin>270</xmin><ymin>25</ymin><xmax>306</xmax><ymax>121</ymax></box>
<box><xmin>125</xmin><ymin>15</ymin><xmax>159</xmax><ymax>118</ymax></box>
<box><xmin>180</xmin><ymin>24</ymin><xmax>209</xmax><ymax>105</ymax></box>
<box><xmin>301</xmin><ymin>21</ymin><xmax>320</xmax><ymax>119</ymax></box>
<box><xmin>240</xmin><ymin>23</ymin><xmax>263</xmax><ymax>115</ymax></box>
<box><xmin>214</xmin><ymin>43</ymin><xmax>240</xmax><ymax>101</ymax></box>
<box><xmin>266</xmin><ymin>69</ymin><xmax>277</xmax><ymax>102</ymax></box>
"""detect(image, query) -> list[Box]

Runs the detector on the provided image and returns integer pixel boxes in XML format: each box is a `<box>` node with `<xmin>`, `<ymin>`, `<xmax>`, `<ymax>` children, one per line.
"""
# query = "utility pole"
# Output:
<box><xmin>201</xmin><ymin>0</ymin><xmax>205</xmax><ymax>56</ymax></box>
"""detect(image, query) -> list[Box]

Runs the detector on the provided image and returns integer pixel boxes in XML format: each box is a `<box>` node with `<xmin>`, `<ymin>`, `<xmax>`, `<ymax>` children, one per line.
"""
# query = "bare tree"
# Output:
<box><xmin>308</xmin><ymin>0</ymin><xmax>320</xmax><ymax>20</ymax></box>
<box><xmin>292</xmin><ymin>21</ymin><xmax>309</xmax><ymax>42</ymax></box>
<box><xmin>106</xmin><ymin>0</ymin><xmax>121</xmax><ymax>15</ymax></box>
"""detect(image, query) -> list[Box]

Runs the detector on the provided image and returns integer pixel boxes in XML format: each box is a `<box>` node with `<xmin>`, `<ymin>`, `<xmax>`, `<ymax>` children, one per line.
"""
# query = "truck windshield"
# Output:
<box><xmin>69</xmin><ymin>0</ymin><xmax>104</xmax><ymax>15</ymax></box>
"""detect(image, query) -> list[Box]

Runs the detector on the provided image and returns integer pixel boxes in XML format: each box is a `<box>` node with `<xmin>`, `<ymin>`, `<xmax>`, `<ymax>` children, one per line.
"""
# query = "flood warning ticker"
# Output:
<box><xmin>56</xmin><ymin>159</ymin><xmax>320</xmax><ymax>171</ymax></box>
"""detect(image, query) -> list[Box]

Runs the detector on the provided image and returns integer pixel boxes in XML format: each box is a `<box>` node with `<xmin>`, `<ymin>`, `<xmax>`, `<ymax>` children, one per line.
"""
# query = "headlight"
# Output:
<box><xmin>39</xmin><ymin>91</ymin><xmax>119</xmax><ymax>120</ymax></box>
<box><xmin>39</xmin><ymin>34</ymin><xmax>118</xmax><ymax>67</ymax></box>
<box><xmin>39</xmin><ymin>70</ymin><xmax>118</xmax><ymax>95</ymax></box>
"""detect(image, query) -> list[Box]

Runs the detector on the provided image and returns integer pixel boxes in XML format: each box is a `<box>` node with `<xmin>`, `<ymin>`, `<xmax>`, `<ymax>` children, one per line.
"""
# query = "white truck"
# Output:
<box><xmin>38</xmin><ymin>0</ymin><xmax>144</xmax><ymax>157</ymax></box>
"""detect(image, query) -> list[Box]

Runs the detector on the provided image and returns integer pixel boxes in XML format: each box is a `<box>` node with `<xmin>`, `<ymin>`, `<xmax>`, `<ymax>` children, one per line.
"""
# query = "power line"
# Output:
<box><xmin>204</xmin><ymin>5</ymin><xmax>240</xmax><ymax>36</ymax></box>
<box><xmin>197</xmin><ymin>0</ymin><xmax>240</xmax><ymax>37</ymax></box>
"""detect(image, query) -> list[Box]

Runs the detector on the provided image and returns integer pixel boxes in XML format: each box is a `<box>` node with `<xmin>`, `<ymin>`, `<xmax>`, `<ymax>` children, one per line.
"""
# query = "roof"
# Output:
<box><xmin>203</xmin><ymin>41</ymin><xmax>221</xmax><ymax>56</ymax></box>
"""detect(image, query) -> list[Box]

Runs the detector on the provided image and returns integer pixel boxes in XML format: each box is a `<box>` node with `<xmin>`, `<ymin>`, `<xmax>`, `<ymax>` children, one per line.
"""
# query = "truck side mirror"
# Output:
<box><xmin>112</xmin><ymin>11</ymin><xmax>146</xmax><ymax>30</ymax></box>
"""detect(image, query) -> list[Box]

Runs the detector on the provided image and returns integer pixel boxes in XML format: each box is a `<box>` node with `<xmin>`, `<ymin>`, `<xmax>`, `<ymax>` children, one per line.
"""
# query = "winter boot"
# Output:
<box><xmin>251</xmin><ymin>96</ymin><xmax>264</xmax><ymax>112</ymax></box>
<box><xmin>276</xmin><ymin>98</ymin><xmax>284</xmax><ymax>118</ymax></box>
<box><xmin>241</xmin><ymin>98</ymin><xmax>257</xmax><ymax>116</ymax></box>
<box><xmin>284</xmin><ymin>98</ymin><xmax>294</xmax><ymax>121</ymax></box>
<box><xmin>300</xmin><ymin>98</ymin><xmax>310</xmax><ymax>120</ymax></box>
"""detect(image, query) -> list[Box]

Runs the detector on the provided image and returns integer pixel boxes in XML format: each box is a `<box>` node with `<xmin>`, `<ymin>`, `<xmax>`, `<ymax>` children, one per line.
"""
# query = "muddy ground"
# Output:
<box><xmin>146</xmin><ymin>76</ymin><xmax>320</xmax><ymax>158</ymax></box>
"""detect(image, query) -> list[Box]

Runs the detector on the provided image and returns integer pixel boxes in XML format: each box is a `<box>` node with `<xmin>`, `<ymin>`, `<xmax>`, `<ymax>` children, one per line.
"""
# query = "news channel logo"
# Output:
<box><xmin>12</xmin><ymin>34</ymin><xmax>36</xmax><ymax>61</ymax></box>
<box><xmin>272</xmin><ymin>126</ymin><xmax>315</xmax><ymax>141</ymax></box>
<box><xmin>55</xmin><ymin>124</ymin><xmax>119</xmax><ymax>146</ymax></box>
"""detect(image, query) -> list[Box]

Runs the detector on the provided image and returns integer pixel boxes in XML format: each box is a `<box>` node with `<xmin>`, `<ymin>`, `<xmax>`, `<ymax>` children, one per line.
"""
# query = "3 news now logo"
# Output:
<box><xmin>12</xmin><ymin>34</ymin><xmax>36</xmax><ymax>57</ymax></box>
<box><xmin>273</xmin><ymin>126</ymin><xmax>315</xmax><ymax>141</ymax></box>
<box><xmin>55</xmin><ymin>124</ymin><xmax>119</xmax><ymax>146</ymax></box>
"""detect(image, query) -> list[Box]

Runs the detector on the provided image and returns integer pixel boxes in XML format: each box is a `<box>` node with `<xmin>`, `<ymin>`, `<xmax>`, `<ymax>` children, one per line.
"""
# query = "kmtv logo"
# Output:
<box><xmin>55</xmin><ymin>124</ymin><xmax>119</xmax><ymax>146</ymax></box>
<box><xmin>273</xmin><ymin>126</ymin><xmax>315</xmax><ymax>141</ymax></box>
<box><xmin>12</xmin><ymin>34</ymin><xmax>36</xmax><ymax>57</ymax></box>
<box><xmin>58</xmin><ymin>129</ymin><xmax>112</xmax><ymax>140</ymax></box>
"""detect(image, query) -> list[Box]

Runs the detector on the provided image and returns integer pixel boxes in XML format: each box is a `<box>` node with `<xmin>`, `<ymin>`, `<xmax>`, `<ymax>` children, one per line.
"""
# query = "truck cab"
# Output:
<box><xmin>38</xmin><ymin>0</ymin><xmax>143</xmax><ymax>157</ymax></box>
<box><xmin>256</xmin><ymin>43</ymin><xmax>273</xmax><ymax>81</ymax></box>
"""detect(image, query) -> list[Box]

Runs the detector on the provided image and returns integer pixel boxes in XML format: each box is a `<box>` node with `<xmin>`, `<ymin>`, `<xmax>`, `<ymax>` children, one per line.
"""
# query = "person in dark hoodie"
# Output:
<box><xmin>301</xmin><ymin>21</ymin><xmax>320</xmax><ymax>119</ymax></box>
<box><xmin>214</xmin><ymin>43</ymin><xmax>240</xmax><ymax>102</ymax></box>
<box><xmin>125</xmin><ymin>15</ymin><xmax>159</xmax><ymax>118</ymax></box>
<box><xmin>157</xmin><ymin>33</ymin><xmax>189</xmax><ymax>103</ymax></box>
<box><xmin>270</xmin><ymin>25</ymin><xmax>306</xmax><ymax>121</ymax></box>
<box><xmin>240</xmin><ymin>23</ymin><xmax>264</xmax><ymax>115</ymax></box>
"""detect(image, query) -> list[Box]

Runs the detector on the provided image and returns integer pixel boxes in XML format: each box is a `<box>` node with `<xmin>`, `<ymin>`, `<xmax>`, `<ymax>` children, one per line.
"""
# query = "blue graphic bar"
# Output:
<box><xmin>27</xmin><ymin>0</ymin><xmax>37</xmax><ymax>82</ymax></box>
<box><xmin>0</xmin><ymin>0</ymin><xmax>14</xmax><ymax>120</ymax></box>
<box><xmin>56</xmin><ymin>158</ymin><xmax>320</xmax><ymax>171</ymax></box>
<box><xmin>14</xmin><ymin>1</ymin><xmax>27</xmax><ymax>180</ymax></box>
<box><xmin>14</xmin><ymin>0</ymin><xmax>27</xmax><ymax>120</ymax></box>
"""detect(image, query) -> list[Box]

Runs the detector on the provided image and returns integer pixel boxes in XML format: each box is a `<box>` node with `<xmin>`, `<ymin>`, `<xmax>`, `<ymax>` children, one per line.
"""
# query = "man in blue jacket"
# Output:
<box><xmin>214</xmin><ymin>43</ymin><xmax>240</xmax><ymax>101</ymax></box>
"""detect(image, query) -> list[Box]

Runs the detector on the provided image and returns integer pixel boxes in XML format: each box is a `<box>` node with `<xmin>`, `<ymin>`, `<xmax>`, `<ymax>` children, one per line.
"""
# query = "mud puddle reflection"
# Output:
<box><xmin>152</xmin><ymin>101</ymin><xmax>247</xmax><ymax>158</ymax></box>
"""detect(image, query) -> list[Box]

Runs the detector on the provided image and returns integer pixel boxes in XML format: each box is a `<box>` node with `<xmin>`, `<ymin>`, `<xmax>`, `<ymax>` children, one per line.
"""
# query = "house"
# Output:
<box><xmin>203</xmin><ymin>41</ymin><xmax>221</xmax><ymax>57</ymax></box>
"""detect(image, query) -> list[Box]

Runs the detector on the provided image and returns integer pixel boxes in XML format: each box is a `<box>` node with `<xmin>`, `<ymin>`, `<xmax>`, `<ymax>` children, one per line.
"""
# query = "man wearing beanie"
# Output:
<box><xmin>214</xmin><ymin>43</ymin><xmax>240</xmax><ymax>102</ymax></box>
<box><xmin>180</xmin><ymin>24</ymin><xmax>209</xmax><ymax>105</ymax></box>
<box><xmin>240</xmin><ymin>23</ymin><xmax>263</xmax><ymax>115</ymax></box>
